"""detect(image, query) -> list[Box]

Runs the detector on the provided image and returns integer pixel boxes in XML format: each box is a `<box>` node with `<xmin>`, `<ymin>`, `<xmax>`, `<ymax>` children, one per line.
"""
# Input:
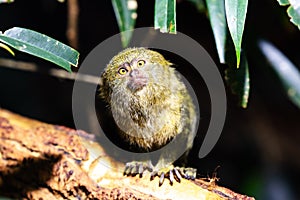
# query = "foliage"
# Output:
<box><xmin>111</xmin><ymin>0</ymin><xmax>300</xmax><ymax>109</ymax></box>
<box><xmin>154</xmin><ymin>0</ymin><xmax>176</xmax><ymax>33</ymax></box>
<box><xmin>206</xmin><ymin>0</ymin><xmax>226</xmax><ymax>63</ymax></box>
<box><xmin>0</xmin><ymin>43</ymin><xmax>14</xmax><ymax>56</ymax></box>
<box><xmin>0</xmin><ymin>0</ymin><xmax>300</xmax><ymax>109</ymax></box>
<box><xmin>0</xmin><ymin>27</ymin><xmax>79</xmax><ymax>72</ymax></box>
<box><xmin>112</xmin><ymin>0</ymin><xmax>137</xmax><ymax>47</ymax></box>
<box><xmin>276</xmin><ymin>0</ymin><xmax>300</xmax><ymax>29</ymax></box>
<box><xmin>225</xmin><ymin>0</ymin><xmax>248</xmax><ymax>68</ymax></box>
<box><xmin>259</xmin><ymin>40</ymin><xmax>300</xmax><ymax>108</ymax></box>
<box><xmin>187</xmin><ymin>0</ymin><xmax>206</xmax><ymax>13</ymax></box>
<box><xmin>225</xmin><ymin>52</ymin><xmax>250</xmax><ymax>108</ymax></box>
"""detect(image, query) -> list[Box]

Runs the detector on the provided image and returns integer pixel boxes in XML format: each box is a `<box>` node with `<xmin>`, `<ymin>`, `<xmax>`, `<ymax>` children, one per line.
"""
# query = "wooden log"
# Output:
<box><xmin>0</xmin><ymin>109</ymin><xmax>254</xmax><ymax>200</ymax></box>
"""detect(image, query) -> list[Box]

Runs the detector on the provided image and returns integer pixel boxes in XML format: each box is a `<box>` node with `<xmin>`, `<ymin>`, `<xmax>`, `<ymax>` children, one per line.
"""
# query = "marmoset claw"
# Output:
<box><xmin>124</xmin><ymin>161</ymin><xmax>152</xmax><ymax>177</ymax></box>
<box><xmin>150</xmin><ymin>165</ymin><xmax>197</xmax><ymax>186</ymax></box>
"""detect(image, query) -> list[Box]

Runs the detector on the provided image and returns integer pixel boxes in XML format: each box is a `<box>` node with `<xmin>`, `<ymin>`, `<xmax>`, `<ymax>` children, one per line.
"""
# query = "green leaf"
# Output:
<box><xmin>0</xmin><ymin>27</ymin><xmax>79</xmax><ymax>72</ymax></box>
<box><xmin>187</xmin><ymin>0</ymin><xmax>206</xmax><ymax>13</ymax></box>
<box><xmin>259</xmin><ymin>40</ymin><xmax>300</xmax><ymax>108</ymax></box>
<box><xmin>225</xmin><ymin>52</ymin><xmax>250</xmax><ymax>108</ymax></box>
<box><xmin>277</xmin><ymin>0</ymin><xmax>289</xmax><ymax>6</ymax></box>
<box><xmin>276</xmin><ymin>0</ymin><xmax>300</xmax><ymax>29</ymax></box>
<box><xmin>225</xmin><ymin>0</ymin><xmax>248</xmax><ymax>67</ymax></box>
<box><xmin>112</xmin><ymin>0</ymin><xmax>137</xmax><ymax>47</ymax></box>
<box><xmin>206</xmin><ymin>0</ymin><xmax>227</xmax><ymax>63</ymax></box>
<box><xmin>154</xmin><ymin>0</ymin><xmax>176</xmax><ymax>34</ymax></box>
<box><xmin>287</xmin><ymin>4</ymin><xmax>300</xmax><ymax>29</ymax></box>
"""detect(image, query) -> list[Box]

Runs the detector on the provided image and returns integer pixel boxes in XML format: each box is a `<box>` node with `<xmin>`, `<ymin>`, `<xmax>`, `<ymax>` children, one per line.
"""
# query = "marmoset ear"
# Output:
<box><xmin>98</xmin><ymin>74</ymin><xmax>112</xmax><ymax>103</ymax></box>
<box><xmin>99</xmin><ymin>71</ymin><xmax>109</xmax><ymax>88</ymax></box>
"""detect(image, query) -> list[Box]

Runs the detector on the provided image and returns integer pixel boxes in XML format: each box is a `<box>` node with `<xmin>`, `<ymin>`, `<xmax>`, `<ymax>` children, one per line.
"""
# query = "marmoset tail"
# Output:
<box><xmin>99</xmin><ymin>48</ymin><xmax>197</xmax><ymax>185</ymax></box>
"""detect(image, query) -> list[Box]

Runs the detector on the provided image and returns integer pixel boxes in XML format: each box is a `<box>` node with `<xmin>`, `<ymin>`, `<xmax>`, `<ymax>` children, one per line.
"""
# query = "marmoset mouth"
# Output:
<box><xmin>127</xmin><ymin>78</ymin><xmax>148</xmax><ymax>92</ymax></box>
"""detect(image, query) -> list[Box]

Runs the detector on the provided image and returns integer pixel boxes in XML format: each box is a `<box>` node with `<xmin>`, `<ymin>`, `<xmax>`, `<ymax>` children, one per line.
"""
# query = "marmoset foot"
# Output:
<box><xmin>124</xmin><ymin>161</ymin><xmax>153</xmax><ymax>177</ymax></box>
<box><xmin>150</xmin><ymin>165</ymin><xmax>197</xmax><ymax>186</ymax></box>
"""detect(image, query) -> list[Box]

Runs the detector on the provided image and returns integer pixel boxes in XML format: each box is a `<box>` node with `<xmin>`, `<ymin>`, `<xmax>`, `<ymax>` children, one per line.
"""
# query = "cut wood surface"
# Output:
<box><xmin>0</xmin><ymin>109</ymin><xmax>255</xmax><ymax>200</ymax></box>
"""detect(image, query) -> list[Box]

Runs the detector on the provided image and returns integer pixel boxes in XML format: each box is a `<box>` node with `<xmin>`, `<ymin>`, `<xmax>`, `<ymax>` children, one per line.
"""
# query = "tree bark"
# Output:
<box><xmin>0</xmin><ymin>109</ymin><xmax>254</xmax><ymax>200</ymax></box>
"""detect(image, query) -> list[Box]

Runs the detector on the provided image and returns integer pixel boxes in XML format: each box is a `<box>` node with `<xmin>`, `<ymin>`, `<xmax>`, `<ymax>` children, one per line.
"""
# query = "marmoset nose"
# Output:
<box><xmin>130</xmin><ymin>69</ymin><xmax>140</xmax><ymax>77</ymax></box>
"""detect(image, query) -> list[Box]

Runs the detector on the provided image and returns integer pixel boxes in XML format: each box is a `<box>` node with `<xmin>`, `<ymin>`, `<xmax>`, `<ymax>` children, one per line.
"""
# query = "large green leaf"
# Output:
<box><xmin>0</xmin><ymin>27</ymin><xmax>79</xmax><ymax>72</ymax></box>
<box><xmin>259</xmin><ymin>40</ymin><xmax>300</xmax><ymax>108</ymax></box>
<box><xmin>206</xmin><ymin>0</ymin><xmax>227</xmax><ymax>63</ymax></box>
<box><xmin>276</xmin><ymin>0</ymin><xmax>300</xmax><ymax>29</ymax></box>
<box><xmin>154</xmin><ymin>0</ymin><xmax>176</xmax><ymax>34</ymax></box>
<box><xmin>112</xmin><ymin>0</ymin><xmax>137</xmax><ymax>47</ymax></box>
<box><xmin>225</xmin><ymin>52</ymin><xmax>250</xmax><ymax>108</ymax></box>
<box><xmin>225</xmin><ymin>0</ymin><xmax>248</xmax><ymax>67</ymax></box>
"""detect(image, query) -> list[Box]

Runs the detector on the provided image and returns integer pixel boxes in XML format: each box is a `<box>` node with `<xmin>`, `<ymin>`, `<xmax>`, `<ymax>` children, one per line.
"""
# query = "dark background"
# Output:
<box><xmin>0</xmin><ymin>0</ymin><xmax>300</xmax><ymax>199</ymax></box>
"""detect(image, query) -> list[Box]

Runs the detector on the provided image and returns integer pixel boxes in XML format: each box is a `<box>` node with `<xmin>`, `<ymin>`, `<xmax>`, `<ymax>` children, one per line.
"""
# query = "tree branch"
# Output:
<box><xmin>0</xmin><ymin>109</ymin><xmax>254</xmax><ymax>199</ymax></box>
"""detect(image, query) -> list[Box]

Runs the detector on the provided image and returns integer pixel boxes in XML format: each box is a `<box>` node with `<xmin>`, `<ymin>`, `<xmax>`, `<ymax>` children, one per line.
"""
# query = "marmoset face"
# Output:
<box><xmin>101</xmin><ymin>48</ymin><xmax>173</xmax><ymax>98</ymax></box>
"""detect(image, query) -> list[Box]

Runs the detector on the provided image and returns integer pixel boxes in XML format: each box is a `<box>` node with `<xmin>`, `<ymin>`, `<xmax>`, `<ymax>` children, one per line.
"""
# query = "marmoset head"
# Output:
<box><xmin>99</xmin><ymin>48</ymin><xmax>174</xmax><ymax>103</ymax></box>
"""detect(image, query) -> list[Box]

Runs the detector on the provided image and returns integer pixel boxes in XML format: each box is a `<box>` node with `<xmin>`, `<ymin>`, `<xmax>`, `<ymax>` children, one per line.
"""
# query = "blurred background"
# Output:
<box><xmin>0</xmin><ymin>0</ymin><xmax>300</xmax><ymax>199</ymax></box>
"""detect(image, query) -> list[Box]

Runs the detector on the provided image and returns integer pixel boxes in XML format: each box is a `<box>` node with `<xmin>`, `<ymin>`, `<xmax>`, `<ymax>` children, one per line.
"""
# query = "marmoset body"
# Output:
<box><xmin>99</xmin><ymin>48</ymin><xmax>197</xmax><ymax>184</ymax></box>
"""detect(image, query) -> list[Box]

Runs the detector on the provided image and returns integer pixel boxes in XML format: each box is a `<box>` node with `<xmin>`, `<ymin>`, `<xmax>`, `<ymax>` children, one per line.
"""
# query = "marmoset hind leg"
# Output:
<box><xmin>150</xmin><ymin>141</ymin><xmax>197</xmax><ymax>186</ymax></box>
<box><xmin>124</xmin><ymin>134</ymin><xmax>197</xmax><ymax>186</ymax></box>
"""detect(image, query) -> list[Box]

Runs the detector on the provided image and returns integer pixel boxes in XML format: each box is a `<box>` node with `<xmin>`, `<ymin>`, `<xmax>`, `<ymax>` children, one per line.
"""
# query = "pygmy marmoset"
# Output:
<box><xmin>99</xmin><ymin>48</ymin><xmax>197</xmax><ymax>185</ymax></box>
